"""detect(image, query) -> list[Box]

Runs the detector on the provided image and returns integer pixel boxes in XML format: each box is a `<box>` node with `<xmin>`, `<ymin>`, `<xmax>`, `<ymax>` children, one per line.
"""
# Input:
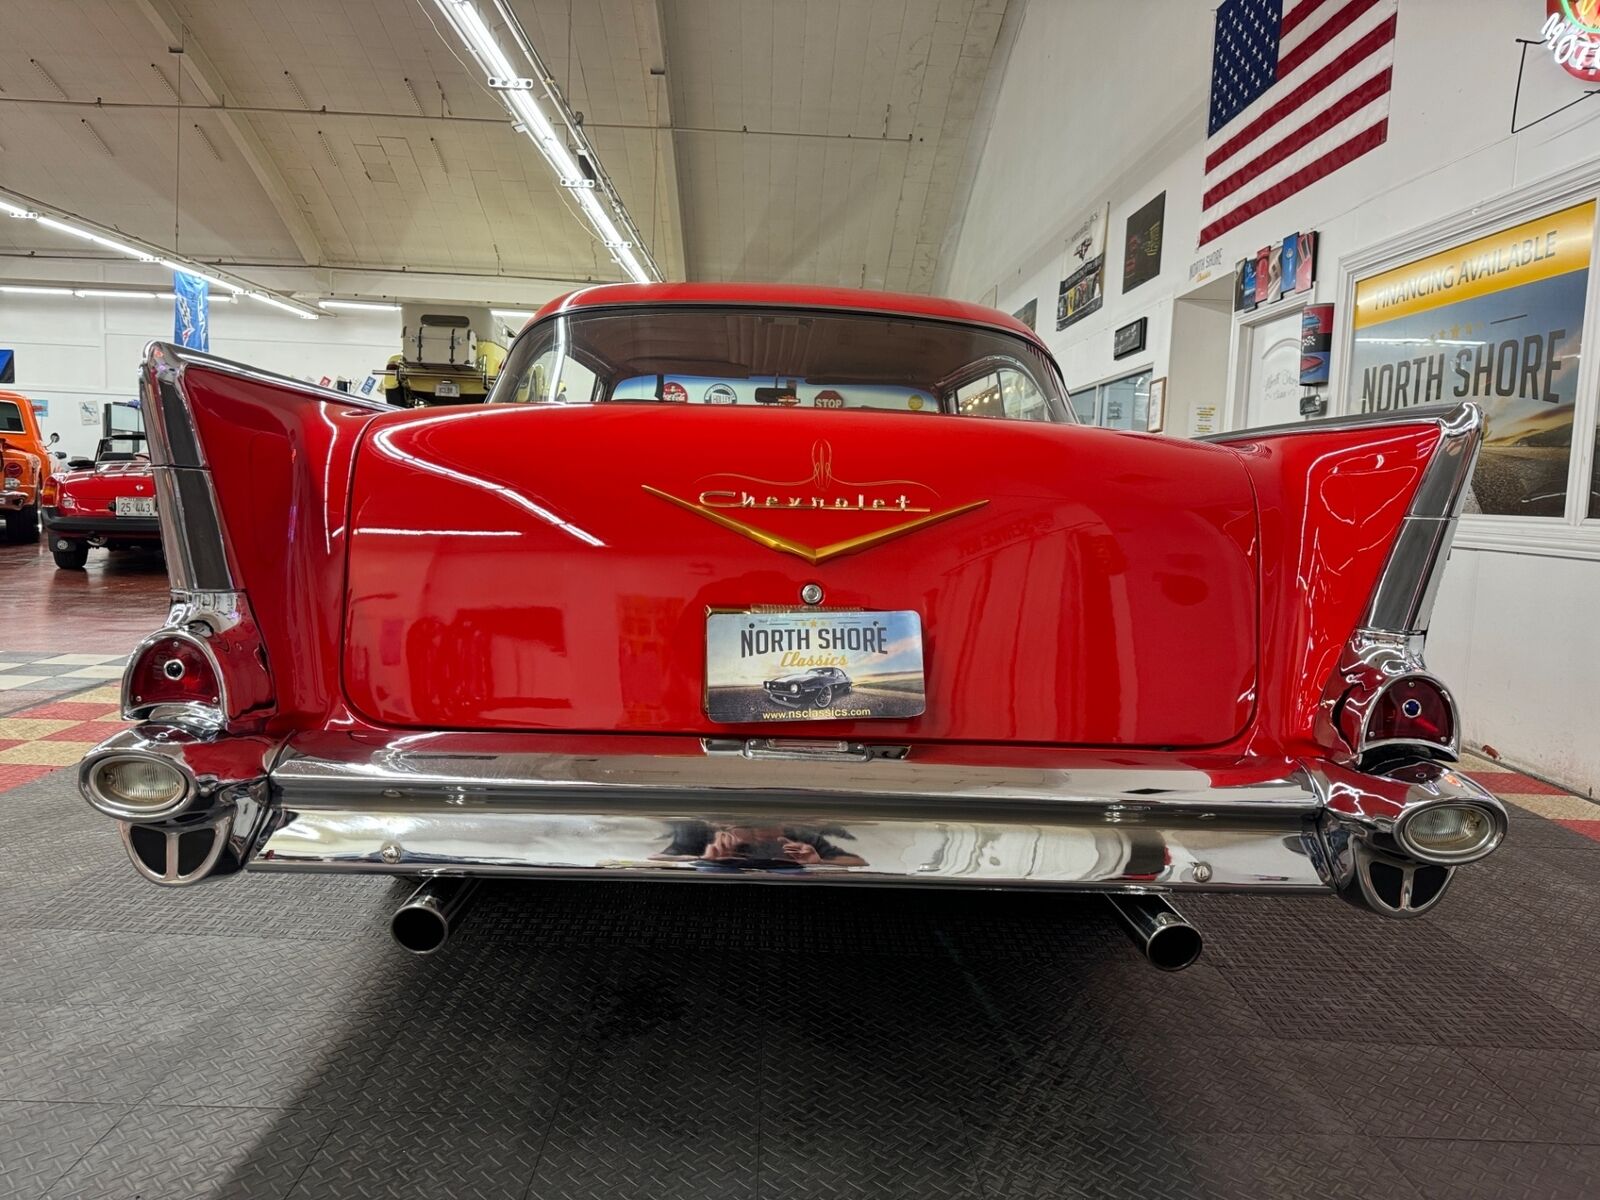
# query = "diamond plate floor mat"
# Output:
<box><xmin>2</xmin><ymin>766</ymin><xmax>1598</xmax><ymax>1199</ymax></box>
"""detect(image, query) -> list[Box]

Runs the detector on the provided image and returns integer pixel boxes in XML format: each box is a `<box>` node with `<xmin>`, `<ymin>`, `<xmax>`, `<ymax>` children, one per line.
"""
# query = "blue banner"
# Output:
<box><xmin>173</xmin><ymin>271</ymin><xmax>210</xmax><ymax>351</ymax></box>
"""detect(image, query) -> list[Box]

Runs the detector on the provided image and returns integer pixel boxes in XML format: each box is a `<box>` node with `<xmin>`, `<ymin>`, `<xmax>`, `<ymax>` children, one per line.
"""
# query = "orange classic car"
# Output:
<box><xmin>0</xmin><ymin>389</ymin><xmax>57</xmax><ymax>542</ymax></box>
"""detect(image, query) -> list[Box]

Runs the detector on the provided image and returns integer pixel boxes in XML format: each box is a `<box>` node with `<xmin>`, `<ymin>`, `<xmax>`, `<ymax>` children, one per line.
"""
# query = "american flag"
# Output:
<box><xmin>1200</xmin><ymin>0</ymin><xmax>1397</xmax><ymax>246</ymax></box>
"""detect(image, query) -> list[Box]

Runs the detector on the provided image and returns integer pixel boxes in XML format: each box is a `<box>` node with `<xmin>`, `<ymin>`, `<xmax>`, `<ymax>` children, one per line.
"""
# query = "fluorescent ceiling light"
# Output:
<box><xmin>0</xmin><ymin>281</ymin><xmax>237</xmax><ymax>303</ymax></box>
<box><xmin>0</xmin><ymin>187</ymin><xmax>318</xmax><ymax>317</ymax></box>
<box><xmin>249</xmin><ymin>290</ymin><xmax>318</xmax><ymax>320</ymax></box>
<box><xmin>491</xmin><ymin>309</ymin><xmax>535</xmax><ymax>321</ymax></box>
<box><xmin>429</xmin><ymin>0</ymin><xmax>660</xmax><ymax>284</ymax></box>
<box><xmin>318</xmin><ymin>299</ymin><xmax>402</xmax><ymax>312</ymax></box>
<box><xmin>75</xmin><ymin>288</ymin><xmax>161</xmax><ymax>299</ymax></box>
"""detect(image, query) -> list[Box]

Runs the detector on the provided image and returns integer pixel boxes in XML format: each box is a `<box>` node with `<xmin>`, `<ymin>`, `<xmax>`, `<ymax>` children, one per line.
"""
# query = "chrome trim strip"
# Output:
<box><xmin>1365</xmin><ymin>403</ymin><xmax>1482</xmax><ymax>635</ymax></box>
<box><xmin>1195</xmin><ymin>401</ymin><xmax>1474</xmax><ymax>443</ymax></box>
<box><xmin>270</xmin><ymin>743</ymin><xmax>1323</xmax><ymax>813</ymax></box>
<box><xmin>150</xmin><ymin>468</ymin><xmax>232</xmax><ymax>592</ymax></box>
<box><xmin>145</xmin><ymin>340</ymin><xmax>390</xmax><ymax>409</ymax></box>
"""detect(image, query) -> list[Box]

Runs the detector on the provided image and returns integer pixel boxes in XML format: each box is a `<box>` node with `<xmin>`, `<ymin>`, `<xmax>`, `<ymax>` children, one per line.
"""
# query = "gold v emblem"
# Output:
<box><xmin>642</xmin><ymin>485</ymin><xmax>987</xmax><ymax>565</ymax></box>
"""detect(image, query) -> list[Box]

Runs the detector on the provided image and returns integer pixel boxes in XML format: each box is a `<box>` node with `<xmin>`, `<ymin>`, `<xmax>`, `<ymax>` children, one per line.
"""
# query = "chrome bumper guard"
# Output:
<box><xmin>81</xmin><ymin>729</ymin><xmax>1506</xmax><ymax>915</ymax></box>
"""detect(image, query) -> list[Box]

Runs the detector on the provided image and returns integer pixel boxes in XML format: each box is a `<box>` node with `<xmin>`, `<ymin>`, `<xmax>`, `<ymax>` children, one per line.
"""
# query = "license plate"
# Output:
<box><xmin>114</xmin><ymin>496</ymin><xmax>156</xmax><ymax>517</ymax></box>
<box><xmin>433</xmin><ymin>380</ymin><xmax>461</xmax><ymax>398</ymax></box>
<box><xmin>705</xmin><ymin>609</ymin><xmax>925</xmax><ymax>723</ymax></box>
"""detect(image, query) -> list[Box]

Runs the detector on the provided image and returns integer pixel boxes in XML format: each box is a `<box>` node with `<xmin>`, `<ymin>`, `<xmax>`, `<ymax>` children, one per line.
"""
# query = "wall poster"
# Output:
<box><xmin>1348</xmin><ymin>200</ymin><xmax>1595</xmax><ymax>517</ymax></box>
<box><xmin>1056</xmin><ymin>203</ymin><xmax>1109</xmax><ymax>330</ymax></box>
<box><xmin>1012</xmin><ymin>298</ymin><xmax>1038</xmax><ymax>331</ymax></box>
<box><xmin>1123</xmin><ymin>192</ymin><xmax>1165</xmax><ymax>293</ymax></box>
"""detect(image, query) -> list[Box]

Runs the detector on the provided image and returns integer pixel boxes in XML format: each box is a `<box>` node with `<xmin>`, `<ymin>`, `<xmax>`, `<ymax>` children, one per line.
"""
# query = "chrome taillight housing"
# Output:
<box><xmin>124</xmin><ymin>632</ymin><xmax>222</xmax><ymax>716</ymax></box>
<box><xmin>1334</xmin><ymin>669</ymin><xmax>1459</xmax><ymax>764</ymax></box>
<box><xmin>121</xmin><ymin>593</ymin><xmax>276</xmax><ymax>730</ymax></box>
<box><xmin>1365</xmin><ymin>675</ymin><xmax>1455</xmax><ymax>749</ymax></box>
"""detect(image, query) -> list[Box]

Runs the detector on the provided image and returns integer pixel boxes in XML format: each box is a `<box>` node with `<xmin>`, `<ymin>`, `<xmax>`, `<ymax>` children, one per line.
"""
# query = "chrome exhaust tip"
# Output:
<box><xmin>1106</xmin><ymin>893</ymin><xmax>1203</xmax><ymax>971</ymax></box>
<box><xmin>390</xmin><ymin>878</ymin><xmax>480</xmax><ymax>955</ymax></box>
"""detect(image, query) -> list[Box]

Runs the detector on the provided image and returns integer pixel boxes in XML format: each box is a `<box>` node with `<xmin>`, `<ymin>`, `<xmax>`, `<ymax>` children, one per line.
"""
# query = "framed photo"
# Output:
<box><xmin>1146</xmin><ymin>377</ymin><xmax>1167</xmax><ymax>433</ymax></box>
<box><xmin>1122</xmin><ymin>192</ymin><xmax>1166</xmax><ymax>293</ymax></box>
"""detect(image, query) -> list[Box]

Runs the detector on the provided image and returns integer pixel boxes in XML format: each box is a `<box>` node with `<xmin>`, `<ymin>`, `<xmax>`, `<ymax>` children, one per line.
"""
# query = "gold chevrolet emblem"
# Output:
<box><xmin>644</xmin><ymin>440</ymin><xmax>987</xmax><ymax>565</ymax></box>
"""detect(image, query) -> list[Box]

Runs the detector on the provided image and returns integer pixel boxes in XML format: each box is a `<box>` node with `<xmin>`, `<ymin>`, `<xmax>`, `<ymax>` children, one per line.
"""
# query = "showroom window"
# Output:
<box><xmin>1345</xmin><ymin>199</ymin><xmax>1596</xmax><ymax>523</ymax></box>
<box><xmin>1072</xmin><ymin>369</ymin><xmax>1151</xmax><ymax>430</ymax></box>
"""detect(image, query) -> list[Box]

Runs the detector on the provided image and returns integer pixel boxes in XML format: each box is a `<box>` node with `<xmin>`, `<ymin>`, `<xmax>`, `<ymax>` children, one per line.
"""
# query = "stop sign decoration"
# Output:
<box><xmin>1544</xmin><ymin>0</ymin><xmax>1600</xmax><ymax>81</ymax></box>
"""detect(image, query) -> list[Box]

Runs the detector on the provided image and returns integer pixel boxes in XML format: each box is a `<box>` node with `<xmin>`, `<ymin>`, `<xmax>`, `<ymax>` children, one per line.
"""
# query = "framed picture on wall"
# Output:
<box><xmin>1146</xmin><ymin>377</ymin><xmax>1167</xmax><ymax>433</ymax></box>
<box><xmin>1122</xmin><ymin>192</ymin><xmax>1166</xmax><ymax>293</ymax></box>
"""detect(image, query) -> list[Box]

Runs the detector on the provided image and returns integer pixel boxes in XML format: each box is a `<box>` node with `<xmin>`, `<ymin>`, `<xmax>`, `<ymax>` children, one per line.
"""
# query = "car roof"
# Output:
<box><xmin>530</xmin><ymin>283</ymin><xmax>1046</xmax><ymax>349</ymax></box>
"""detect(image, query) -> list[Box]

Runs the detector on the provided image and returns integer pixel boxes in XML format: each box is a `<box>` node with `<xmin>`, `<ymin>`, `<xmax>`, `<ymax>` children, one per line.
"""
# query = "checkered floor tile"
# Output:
<box><xmin>1463</xmin><ymin>756</ymin><xmax>1600</xmax><ymax>843</ymax></box>
<box><xmin>0</xmin><ymin>683</ymin><xmax>126</xmax><ymax>792</ymax></box>
<box><xmin>0</xmin><ymin>654</ymin><xmax>128</xmax><ymax>714</ymax></box>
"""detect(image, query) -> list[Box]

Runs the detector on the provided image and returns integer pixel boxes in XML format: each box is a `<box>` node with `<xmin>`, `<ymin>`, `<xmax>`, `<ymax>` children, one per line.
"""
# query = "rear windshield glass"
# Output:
<box><xmin>488</xmin><ymin>307</ymin><xmax>1072</xmax><ymax>422</ymax></box>
<box><xmin>0</xmin><ymin>401</ymin><xmax>23</xmax><ymax>433</ymax></box>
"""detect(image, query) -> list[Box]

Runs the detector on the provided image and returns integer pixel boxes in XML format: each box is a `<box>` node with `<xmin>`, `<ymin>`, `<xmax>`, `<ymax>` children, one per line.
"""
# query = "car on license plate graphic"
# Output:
<box><xmin>705</xmin><ymin>609</ymin><xmax>925</xmax><ymax>722</ymax></box>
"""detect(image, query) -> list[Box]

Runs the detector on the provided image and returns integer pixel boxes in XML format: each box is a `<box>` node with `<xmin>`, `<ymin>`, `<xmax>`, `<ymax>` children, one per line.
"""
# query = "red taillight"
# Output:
<box><xmin>2</xmin><ymin>461</ymin><xmax>20</xmax><ymax>481</ymax></box>
<box><xmin>125</xmin><ymin>636</ymin><xmax>220</xmax><ymax>711</ymax></box>
<box><xmin>1367</xmin><ymin>677</ymin><xmax>1455</xmax><ymax>749</ymax></box>
<box><xmin>41</xmin><ymin>477</ymin><xmax>59</xmax><ymax>506</ymax></box>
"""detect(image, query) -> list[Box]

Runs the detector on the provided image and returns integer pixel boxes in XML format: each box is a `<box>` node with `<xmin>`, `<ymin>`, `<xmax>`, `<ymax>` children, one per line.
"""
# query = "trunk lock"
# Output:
<box><xmin>800</xmin><ymin>582</ymin><xmax>824</xmax><ymax>605</ymax></box>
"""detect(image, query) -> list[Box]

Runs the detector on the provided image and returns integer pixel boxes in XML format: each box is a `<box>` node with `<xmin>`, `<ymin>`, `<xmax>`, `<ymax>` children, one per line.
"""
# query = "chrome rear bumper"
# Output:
<box><xmin>79</xmin><ymin>729</ymin><xmax>1507</xmax><ymax>915</ymax></box>
<box><xmin>259</xmin><ymin>744</ymin><xmax>1328</xmax><ymax>890</ymax></box>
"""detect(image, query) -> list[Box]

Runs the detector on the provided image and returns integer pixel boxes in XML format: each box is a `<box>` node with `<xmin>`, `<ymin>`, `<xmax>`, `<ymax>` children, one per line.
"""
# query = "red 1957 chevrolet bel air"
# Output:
<box><xmin>77</xmin><ymin>283</ymin><xmax>1505</xmax><ymax>967</ymax></box>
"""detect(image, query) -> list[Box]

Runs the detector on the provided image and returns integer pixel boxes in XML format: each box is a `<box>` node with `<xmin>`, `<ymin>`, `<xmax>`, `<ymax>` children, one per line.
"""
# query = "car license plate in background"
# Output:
<box><xmin>705</xmin><ymin>609</ymin><xmax>925</xmax><ymax>723</ymax></box>
<box><xmin>114</xmin><ymin>496</ymin><xmax>156</xmax><ymax>517</ymax></box>
<box><xmin>433</xmin><ymin>380</ymin><xmax>461</xmax><ymax>398</ymax></box>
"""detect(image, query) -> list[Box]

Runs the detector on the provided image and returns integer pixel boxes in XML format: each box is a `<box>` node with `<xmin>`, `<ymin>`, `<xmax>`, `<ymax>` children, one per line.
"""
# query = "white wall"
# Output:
<box><xmin>943</xmin><ymin>0</ymin><xmax>1600</xmax><ymax>793</ymax></box>
<box><xmin>0</xmin><ymin>262</ymin><xmax>398</xmax><ymax>460</ymax></box>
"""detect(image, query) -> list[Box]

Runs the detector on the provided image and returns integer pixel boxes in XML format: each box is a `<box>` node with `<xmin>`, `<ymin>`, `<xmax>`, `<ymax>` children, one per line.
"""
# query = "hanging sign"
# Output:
<box><xmin>1541</xmin><ymin>1</ymin><xmax>1600</xmax><ymax>81</ymax></box>
<box><xmin>0</xmin><ymin>349</ymin><xmax>13</xmax><ymax>385</ymax></box>
<box><xmin>1348</xmin><ymin>200</ymin><xmax>1594</xmax><ymax>517</ymax></box>
<box><xmin>173</xmin><ymin>271</ymin><xmax>210</xmax><ymax>352</ymax></box>
<box><xmin>1057</xmin><ymin>203</ymin><xmax>1110</xmax><ymax>330</ymax></box>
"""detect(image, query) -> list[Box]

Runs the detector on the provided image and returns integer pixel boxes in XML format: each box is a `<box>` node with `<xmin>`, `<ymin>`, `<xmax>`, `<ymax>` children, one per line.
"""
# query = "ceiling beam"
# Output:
<box><xmin>640</xmin><ymin>0</ymin><xmax>687</xmax><ymax>281</ymax></box>
<box><xmin>132</xmin><ymin>0</ymin><xmax>324</xmax><ymax>267</ymax></box>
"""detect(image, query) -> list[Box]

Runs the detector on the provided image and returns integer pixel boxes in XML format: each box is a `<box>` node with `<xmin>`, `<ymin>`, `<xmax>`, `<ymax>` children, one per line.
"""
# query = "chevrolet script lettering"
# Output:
<box><xmin>698</xmin><ymin>490</ymin><xmax>930</xmax><ymax>513</ymax></box>
<box><xmin>643</xmin><ymin>439</ymin><xmax>986</xmax><ymax>564</ymax></box>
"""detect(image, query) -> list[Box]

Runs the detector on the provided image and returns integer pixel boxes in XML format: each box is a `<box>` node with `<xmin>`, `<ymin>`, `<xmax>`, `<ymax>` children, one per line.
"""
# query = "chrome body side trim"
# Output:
<box><xmin>1362</xmin><ymin>402</ymin><xmax>1483</xmax><ymax>636</ymax></box>
<box><xmin>1195</xmin><ymin>401</ymin><xmax>1475</xmax><ymax>443</ymax></box>
<box><xmin>142</xmin><ymin>343</ymin><xmax>235</xmax><ymax>594</ymax></box>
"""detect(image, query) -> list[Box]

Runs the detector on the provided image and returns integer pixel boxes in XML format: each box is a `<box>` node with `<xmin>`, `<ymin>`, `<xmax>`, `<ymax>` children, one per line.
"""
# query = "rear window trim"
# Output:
<box><xmin>497</xmin><ymin>301</ymin><xmax>1075</xmax><ymax>422</ymax></box>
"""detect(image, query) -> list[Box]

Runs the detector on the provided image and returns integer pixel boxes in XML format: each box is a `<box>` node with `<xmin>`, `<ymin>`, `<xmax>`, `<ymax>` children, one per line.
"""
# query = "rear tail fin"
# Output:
<box><xmin>1205</xmin><ymin>403</ymin><xmax>1482</xmax><ymax>760</ymax></box>
<box><xmin>137</xmin><ymin>342</ymin><xmax>390</xmax><ymax>729</ymax></box>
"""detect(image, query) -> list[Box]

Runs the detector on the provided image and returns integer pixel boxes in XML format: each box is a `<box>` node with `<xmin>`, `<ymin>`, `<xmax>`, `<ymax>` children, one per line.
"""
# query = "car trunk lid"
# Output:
<box><xmin>342</xmin><ymin>405</ymin><xmax>1259</xmax><ymax>747</ymax></box>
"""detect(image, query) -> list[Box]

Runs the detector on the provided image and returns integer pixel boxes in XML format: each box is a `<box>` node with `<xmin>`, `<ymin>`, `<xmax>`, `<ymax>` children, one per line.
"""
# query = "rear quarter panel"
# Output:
<box><xmin>1221</xmin><ymin>422</ymin><xmax>1443</xmax><ymax>756</ymax></box>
